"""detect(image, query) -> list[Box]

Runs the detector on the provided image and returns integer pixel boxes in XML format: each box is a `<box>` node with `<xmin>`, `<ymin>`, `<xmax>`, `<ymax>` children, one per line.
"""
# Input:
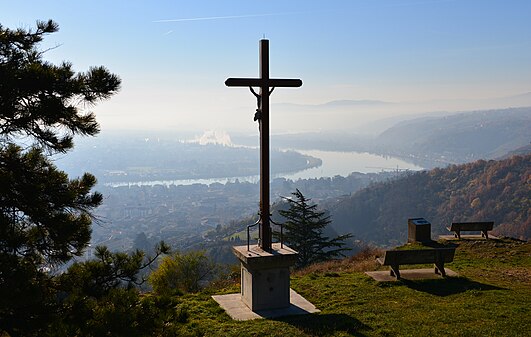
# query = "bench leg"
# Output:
<box><xmin>434</xmin><ymin>262</ymin><xmax>446</xmax><ymax>277</ymax></box>
<box><xmin>482</xmin><ymin>230</ymin><xmax>489</xmax><ymax>240</ymax></box>
<box><xmin>456</xmin><ymin>230</ymin><xmax>461</xmax><ymax>240</ymax></box>
<box><xmin>390</xmin><ymin>265</ymin><xmax>400</xmax><ymax>279</ymax></box>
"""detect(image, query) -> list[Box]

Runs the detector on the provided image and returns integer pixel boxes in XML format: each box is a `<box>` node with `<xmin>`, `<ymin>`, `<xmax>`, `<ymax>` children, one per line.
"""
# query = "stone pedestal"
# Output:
<box><xmin>232</xmin><ymin>243</ymin><xmax>298</xmax><ymax>311</ymax></box>
<box><xmin>408</xmin><ymin>217</ymin><xmax>432</xmax><ymax>243</ymax></box>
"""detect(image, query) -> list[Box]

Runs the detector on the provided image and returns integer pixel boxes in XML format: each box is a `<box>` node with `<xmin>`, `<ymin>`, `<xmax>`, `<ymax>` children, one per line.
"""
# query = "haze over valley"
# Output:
<box><xmin>54</xmin><ymin>106</ymin><xmax>531</xmax><ymax>262</ymax></box>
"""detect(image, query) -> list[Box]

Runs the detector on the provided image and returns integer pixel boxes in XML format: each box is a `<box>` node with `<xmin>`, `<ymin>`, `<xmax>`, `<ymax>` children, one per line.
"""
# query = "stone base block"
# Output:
<box><xmin>232</xmin><ymin>243</ymin><xmax>298</xmax><ymax>311</ymax></box>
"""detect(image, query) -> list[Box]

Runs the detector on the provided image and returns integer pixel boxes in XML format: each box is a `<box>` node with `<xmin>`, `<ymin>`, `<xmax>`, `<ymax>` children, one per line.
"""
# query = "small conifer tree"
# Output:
<box><xmin>276</xmin><ymin>189</ymin><xmax>352</xmax><ymax>268</ymax></box>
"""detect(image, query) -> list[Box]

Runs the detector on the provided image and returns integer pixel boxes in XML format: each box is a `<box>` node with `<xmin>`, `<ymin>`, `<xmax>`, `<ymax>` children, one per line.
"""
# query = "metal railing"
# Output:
<box><xmin>270</xmin><ymin>218</ymin><xmax>284</xmax><ymax>249</ymax></box>
<box><xmin>246</xmin><ymin>215</ymin><xmax>285</xmax><ymax>250</ymax></box>
<box><xmin>247</xmin><ymin>216</ymin><xmax>261</xmax><ymax>251</ymax></box>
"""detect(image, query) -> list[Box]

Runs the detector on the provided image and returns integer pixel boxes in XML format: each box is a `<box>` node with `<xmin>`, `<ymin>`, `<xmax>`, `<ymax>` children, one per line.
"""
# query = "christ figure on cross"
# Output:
<box><xmin>225</xmin><ymin>39</ymin><xmax>302</xmax><ymax>252</ymax></box>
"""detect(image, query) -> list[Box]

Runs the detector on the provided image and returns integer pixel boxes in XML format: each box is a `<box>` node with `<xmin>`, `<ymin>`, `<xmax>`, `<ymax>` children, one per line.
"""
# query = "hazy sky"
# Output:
<box><xmin>2</xmin><ymin>0</ymin><xmax>531</xmax><ymax>134</ymax></box>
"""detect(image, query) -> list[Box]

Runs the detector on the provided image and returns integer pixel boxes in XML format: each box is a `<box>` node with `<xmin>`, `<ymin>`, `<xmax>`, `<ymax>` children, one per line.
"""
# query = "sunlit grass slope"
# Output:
<box><xmin>161</xmin><ymin>238</ymin><xmax>530</xmax><ymax>336</ymax></box>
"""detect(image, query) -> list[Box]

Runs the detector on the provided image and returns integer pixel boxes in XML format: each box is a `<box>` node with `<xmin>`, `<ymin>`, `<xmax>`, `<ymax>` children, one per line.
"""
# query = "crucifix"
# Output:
<box><xmin>215</xmin><ymin>39</ymin><xmax>314</xmax><ymax>314</ymax></box>
<box><xmin>226</xmin><ymin>39</ymin><xmax>302</xmax><ymax>252</ymax></box>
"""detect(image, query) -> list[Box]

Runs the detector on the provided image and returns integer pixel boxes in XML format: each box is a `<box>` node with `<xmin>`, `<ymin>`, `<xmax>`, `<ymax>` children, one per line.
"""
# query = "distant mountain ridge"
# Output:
<box><xmin>275</xmin><ymin>91</ymin><xmax>531</xmax><ymax>111</ymax></box>
<box><xmin>269</xmin><ymin>91</ymin><xmax>531</xmax><ymax>134</ymax></box>
<box><xmin>499</xmin><ymin>143</ymin><xmax>531</xmax><ymax>159</ymax></box>
<box><xmin>321</xmin><ymin>99</ymin><xmax>392</xmax><ymax>106</ymax></box>
<box><xmin>329</xmin><ymin>154</ymin><xmax>530</xmax><ymax>246</ymax></box>
<box><xmin>239</xmin><ymin>106</ymin><xmax>531</xmax><ymax>169</ymax></box>
<box><xmin>374</xmin><ymin>107</ymin><xmax>531</xmax><ymax>165</ymax></box>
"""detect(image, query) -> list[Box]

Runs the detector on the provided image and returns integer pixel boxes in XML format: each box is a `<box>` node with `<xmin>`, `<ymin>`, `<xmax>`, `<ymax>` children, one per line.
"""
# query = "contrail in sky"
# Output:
<box><xmin>153</xmin><ymin>12</ymin><xmax>299</xmax><ymax>23</ymax></box>
<box><xmin>388</xmin><ymin>0</ymin><xmax>458</xmax><ymax>6</ymax></box>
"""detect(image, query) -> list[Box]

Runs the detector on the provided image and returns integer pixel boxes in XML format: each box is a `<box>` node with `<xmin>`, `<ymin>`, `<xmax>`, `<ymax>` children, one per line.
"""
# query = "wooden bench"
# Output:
<box><xmin>377</xmin><ymin>248</ymin><xmax>456</xmax><ymax>279</ymax></box>
<box><xmin>447</xmin><ymin>221</ymin><xmax>494</xmax><ymax>240</ymax></box>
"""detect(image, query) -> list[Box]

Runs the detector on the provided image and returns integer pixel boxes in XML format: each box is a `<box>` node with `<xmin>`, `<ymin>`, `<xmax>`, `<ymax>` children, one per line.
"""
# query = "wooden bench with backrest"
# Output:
<box><xmin>377</xmin><ymin>248</ymin><xmax>456</xmax><ymax>279</ymax></box>
<box><xmin>447</xmin><ymin>221</ymin><xmax>494</xmax><ymax>240</ymax></box>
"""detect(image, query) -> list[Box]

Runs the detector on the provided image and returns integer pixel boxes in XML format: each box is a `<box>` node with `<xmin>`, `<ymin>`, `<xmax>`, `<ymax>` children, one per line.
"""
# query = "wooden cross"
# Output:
<box><xmin>225</xmin><ymin>39</ymin><xmax>302</xmax><ymax>251</ymax></box>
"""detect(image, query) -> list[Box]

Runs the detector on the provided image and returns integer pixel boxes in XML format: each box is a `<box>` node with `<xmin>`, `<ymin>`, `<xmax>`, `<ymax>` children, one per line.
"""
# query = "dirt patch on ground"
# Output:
<box><xmin>498</xmin><ymin>268</ymin><xmax>531</xmax><ymax>284</ymax></box>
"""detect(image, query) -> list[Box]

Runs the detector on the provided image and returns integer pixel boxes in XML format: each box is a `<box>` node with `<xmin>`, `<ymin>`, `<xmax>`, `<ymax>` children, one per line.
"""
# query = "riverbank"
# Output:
<box><xmin>105</xmin><ymin>150</ymin><xmax>423</xmax><ymax>187</ymax></box>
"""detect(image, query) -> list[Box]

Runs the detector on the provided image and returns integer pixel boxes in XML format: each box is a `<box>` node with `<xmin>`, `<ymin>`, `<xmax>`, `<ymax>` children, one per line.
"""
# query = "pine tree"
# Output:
<box><xmin>277</xmin><ymin>189</ymin><xmax>352</xmax><ymax>268</ymax></box>
<box><xmin>0</xmin><ymin>20</ymin><xmax>120</xmax><ymax>335</ymax></box>
<box><xmin>0</xmin><ymin>20</ymin><xmax>120</xmax><ymax>152</ymax></box>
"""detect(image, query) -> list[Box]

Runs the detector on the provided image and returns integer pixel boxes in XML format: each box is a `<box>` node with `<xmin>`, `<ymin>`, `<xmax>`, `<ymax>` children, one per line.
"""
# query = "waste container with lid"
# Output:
<box><xmin>408</xmin><ymin>217</ymin><xmax>431</xmax><ymax>243</ymax></box>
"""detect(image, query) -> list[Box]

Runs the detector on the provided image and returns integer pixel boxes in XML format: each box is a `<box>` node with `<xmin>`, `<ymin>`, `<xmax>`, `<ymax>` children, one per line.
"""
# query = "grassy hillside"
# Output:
<box><xmin>155</xmin><ymin>237</ymin><xmax>530</xmax><ymax>336</ymax></box>
<box><xmin>329</xmin><ymin>155</ymin><xmax>530</xmax><ymax>246</ymax></box>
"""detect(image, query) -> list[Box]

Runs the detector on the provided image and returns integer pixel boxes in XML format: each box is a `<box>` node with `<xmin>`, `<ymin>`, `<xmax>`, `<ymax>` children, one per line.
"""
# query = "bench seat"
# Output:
<box><xmin>377</xmin><ymin>248</ymin><xmax>455</xmax><ymax>279</ymax></box>
<box><xmin>447</xmin><ymin>221</ymin><xmax>494</xmax><ymax>240</ymax></box>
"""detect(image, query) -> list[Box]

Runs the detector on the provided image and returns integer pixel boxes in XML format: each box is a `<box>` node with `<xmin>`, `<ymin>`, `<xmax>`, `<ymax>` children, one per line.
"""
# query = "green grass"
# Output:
<box><xmin>223</xmin><ymin>227</ymin><xmax>258</xmax><ymax>242</ymax></box>
<box><xmin>394</xmin><ymin>240</ymin><xmax>456</xmax><ymax>250</ymax></box>
<box><xmin>168</xmin><ymin>238</ymin><xmax>531</xmax><ymax>336</ymax></box>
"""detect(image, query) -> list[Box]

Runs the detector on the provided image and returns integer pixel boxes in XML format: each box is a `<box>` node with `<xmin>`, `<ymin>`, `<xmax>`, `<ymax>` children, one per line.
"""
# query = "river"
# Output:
<box><xmin>106</xmin><ymin>150</ymin><xmax>423</xmax><ymax>187</ymax></box>
<box><xmin>280</xmin><ymin>150</ymin><xmax>422</xmax><ymax>180</ymax></box>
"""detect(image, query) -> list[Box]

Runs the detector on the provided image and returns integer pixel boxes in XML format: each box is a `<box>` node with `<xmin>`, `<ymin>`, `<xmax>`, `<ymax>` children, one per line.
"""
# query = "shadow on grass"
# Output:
<box><xmin>276</xmin><ymin>313</ymin><xmax>371</xmax><ymax>337</ymax></box>
<box><xmin>400</xmin><ymin>277</ymin><xmax>505</xmax><ymax>296</ymax></box>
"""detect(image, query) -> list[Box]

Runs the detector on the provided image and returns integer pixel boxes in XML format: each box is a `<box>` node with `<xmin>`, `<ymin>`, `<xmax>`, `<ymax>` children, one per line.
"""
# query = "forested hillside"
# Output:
<box><xmin>330</xmin><ymin>154</ymin><xmax>530</xmax><ymax>246</ymax></box>
<box><xmin>375</xmin><ymin>107</ymin><xmax>531</xmax><ymax>164</ymax></box>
